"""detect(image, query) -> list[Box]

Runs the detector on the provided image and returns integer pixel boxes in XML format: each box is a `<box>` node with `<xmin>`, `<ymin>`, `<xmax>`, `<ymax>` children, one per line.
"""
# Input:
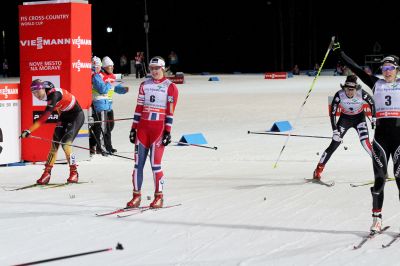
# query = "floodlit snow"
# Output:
<box><xmin>2</xmin><ymin>74</ymin><xmax>400</xmax><ymax>265</ymax></box>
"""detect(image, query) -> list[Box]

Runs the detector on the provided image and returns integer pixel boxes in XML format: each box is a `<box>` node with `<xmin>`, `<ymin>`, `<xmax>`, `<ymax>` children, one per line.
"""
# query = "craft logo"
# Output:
<box><xmin>72</xmin><ymin>60</ymin><xmax>92</xmax><ymax>72</ymax></box>
<box><xmin>0</xmin><ymin>86</ymin><xmax>18</xmax><ymax>99</ymax></box>
<box><xmin>20</xmin><ymin>36</ymin><xmax>91</xmax><ymax>50</ymax></box>
<box><xmin>33</xmin><ymin>111</ymin><xmax>59</xmax><ymax>123</ymax></box>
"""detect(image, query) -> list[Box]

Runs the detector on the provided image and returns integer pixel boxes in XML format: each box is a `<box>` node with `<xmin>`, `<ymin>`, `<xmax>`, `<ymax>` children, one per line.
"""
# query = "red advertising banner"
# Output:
<box><xmin>167</xmin><ymin>76</ymin><xmax>184</xmax><ymax>84</ymax></box>
<box><xmin>0</xmin><ymin>84</ymin><xmax>19</xmax><ymax>101</ymax></box>
<box><xmin>19</xmin><ymin>1</ymin><xmax>91</xmax><ymax>162</ymax></box>
<box><xmin>0</xmin><ymin>83</ymin><xmax>21</xmax><ymax>164</ymax></box>
<box><xmin>264</xmin><ymin>72</ymin><xmax>287</xmax><ymax>79</ymax></box>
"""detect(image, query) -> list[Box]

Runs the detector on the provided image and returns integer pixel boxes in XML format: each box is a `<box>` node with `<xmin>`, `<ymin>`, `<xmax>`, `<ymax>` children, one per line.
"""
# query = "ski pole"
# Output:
<box><xmin>85</xmin><ymin>117</ymin><xmax>134</xmax><ymax>124</ymax></box>
<box><xmin>28</xmin><ymin>135</ymin><xmax>134</xmax><ymax>161</ymax></box>
<box><xmin>13</xmin><ymin>243</ymin><xmax>123</xmax><ymax>266</ymax></box>
<box><xmin>173</xmin><ymin>141</ymin><xmax>218</xmax><ymax>150</ymax></box>
<box><xmin>273</xmin><ymin>36</ymin><xmax>336</xmax><ymax>168</ymax></box>
<box><xmin>248</xmin><ymin>131</ymin><xmax>331</xmax><ymax>139</ymax></box>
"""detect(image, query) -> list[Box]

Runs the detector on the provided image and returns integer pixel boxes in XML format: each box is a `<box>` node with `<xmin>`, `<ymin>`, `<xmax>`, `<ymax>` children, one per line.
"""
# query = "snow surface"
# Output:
<box><xmin>2</xmin><ymin>74</ymin><xmax>400</xmax><ymax>266</ymax></box>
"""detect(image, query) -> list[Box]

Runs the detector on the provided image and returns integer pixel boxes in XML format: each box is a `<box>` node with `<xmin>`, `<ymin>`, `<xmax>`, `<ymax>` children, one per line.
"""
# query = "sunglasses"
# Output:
<box><xmin>381</xmin><ymin>65</ymin><xmax>397</xmax><ymax>71</ymax></box>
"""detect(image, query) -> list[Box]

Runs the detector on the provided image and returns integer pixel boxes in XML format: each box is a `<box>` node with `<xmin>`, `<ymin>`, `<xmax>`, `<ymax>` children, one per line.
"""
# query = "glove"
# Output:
<box><xmin>371</xmin><ymin>117</ymin><xmax>376</xmax><ymax>129</ymax></box>
<box><xmin>162</xmin><ymin>131</ymin><xmax>171</xmax><ymax>146</ymax></box>
<box><xmin>129</xmin><ymin>129</ymin><xmax>136</xmax><ymax>144</ymax></box>
<box><xmin>20</xmin><ymin>129</ymin><xmax>31</xmax><ymax>138</ymax></box>
<box><xmin>332</xmin><ymin>129</ymin><xmax>342</xmax><ymax>142</ymax></box>
<box><xmin>332</xmin><ymin>42</ymin><xmax>341</xmax><ymax>52</ymax></box>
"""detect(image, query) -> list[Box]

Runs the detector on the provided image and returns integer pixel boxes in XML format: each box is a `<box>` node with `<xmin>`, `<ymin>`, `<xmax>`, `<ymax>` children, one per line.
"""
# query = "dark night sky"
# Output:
<box><xmin>2</xmin><ymin>0</ymin><xmax>400</xmax><ymax>75</ymax></box>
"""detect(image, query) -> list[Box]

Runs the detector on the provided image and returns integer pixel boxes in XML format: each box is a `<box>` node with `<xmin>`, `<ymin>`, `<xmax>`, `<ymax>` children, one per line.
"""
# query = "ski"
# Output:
<box><xmin>3</xmin><ymin>184</ymin><xmax>39</xmax><ymax>191</ymax></box>
<box><xmin>95</xmin><ymin>206</ymin><xmax>149</xmax><ymax>217</ymax></box>
<box><xmin>304</xmin><ymin>178</ymin><xmax>335</xmax><ymax>187</ymax></box>
<box><xmin>117</xmin><ymin>203</ymin><xmax>182</xmax><ymax>218</ymax></box>
<box><xmin>42</xmin><ymin>181</ymin><xmax>89</xmax><ymax>189</ymax></box>
<box><xmin>3</xmin><ymin>181</ymin><xmax>88</xmax><ymax>191</ymax></box>
<box><xmin>350</xmin><ymin>182</ymin><xmax>373</xmax><ymax>188</ymax></box>
<box><xmin>382</xmin><ymin>233</ymin><xmax>400</xmax><ymax>248</ymax></box>
<box><xmin>350</xmin><ymin>178</ymin><xmax>395</xmax><ymax>188</ymax></box>
<box><xmin>353</xmin><ymin>226</ymin><xmax>390</xmax><ymax>250</ymax></box>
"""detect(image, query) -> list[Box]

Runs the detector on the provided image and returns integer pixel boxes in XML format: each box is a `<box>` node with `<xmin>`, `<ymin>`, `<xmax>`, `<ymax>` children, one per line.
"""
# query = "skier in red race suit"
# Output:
<box><xmin>20</xmin><ymin>79</ymin><xmax>84</xmax><ymax>184</ymax></box>
<box><xmin>127</xmin><ymin>56</ymin><xmax>179</xmax><ymax>208</ymax></box>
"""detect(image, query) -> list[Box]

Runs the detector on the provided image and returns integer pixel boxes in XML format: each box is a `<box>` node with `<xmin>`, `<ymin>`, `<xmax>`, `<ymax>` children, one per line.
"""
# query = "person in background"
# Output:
<box><xmin>363</xmin><ymin>65</ymin><xmax>373</xmax><ymax>75</ymax></box>
<box><xmin>2</xmin><ymin>59</ymin><xmax>9</xmax><ymax>78</ymax></box>
<box><xmin>334</xmin><ymin>62</ymin><xmax>343</xmax><ymax>76</ymax></box>
<box><xmin>135</xmin><ymin>52</ymin><xmax>144</xmax><ymax>79</ymax></box>
<box><xmin>89</xmin><ymin>56</ymin><xmax>112</xmax><ymax>156</ymax></box>
<box><xmin>119</xmin><ymin>54</ymin><xmax>128</xmax><ymax>76</ymax></box>
<box><xmin>127</xmin><ymin>56</ymin><xmax>179</xmax><ymax>209</ymax></box>
<box><xmin>292</xmin><ymin>64</ymin><xmax>300</xmax><ymax>75</ymax></box>
<box><xmin>168</xmin><ymin>51</ymin><xmax>179</xmax><ymax>75</ymax></box>
<box><xmin>313</xmin><ymin>75</ymin><xmax>375</xmax><ymax>181</ymax></box>
<box><xmin>99</xmin><ymin>56</ymin><xmax>129</xmax><ymax>154</ymax></box>
<box><xmin>20</xmin><ymin>79</ymin><xmax>84</xmax><ymax>184</ymax></box>
<box><xmin>140</xmin><ymin>52</ymin><xmax>147</xmax><ymax>76</ymax></box>
<box><xmin>333</xmin><ymin>41</ymin><xmax>400</xmax><ymax>234</ymax></box>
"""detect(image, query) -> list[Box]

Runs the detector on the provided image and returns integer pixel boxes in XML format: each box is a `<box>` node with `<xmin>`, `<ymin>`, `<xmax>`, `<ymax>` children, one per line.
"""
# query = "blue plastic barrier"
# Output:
<box><xmin>178</xmin><ymin>133</ymin><xmax>208</xmax><ymax>145</ymax></box>
<box><xmin>269</xmin><ymin>121</ymin><xmax>292</xmax><ymax>132</ymax></box>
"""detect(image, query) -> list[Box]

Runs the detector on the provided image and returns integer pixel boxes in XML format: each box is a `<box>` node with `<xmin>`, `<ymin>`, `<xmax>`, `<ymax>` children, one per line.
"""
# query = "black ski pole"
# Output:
<box><xmin>28</xmin><ymin>135</ymin><xmax>134</xmax><ymax>161</ymax></box>
<box><xmin>247</xmin><ymin>131</ymin><xmax>331</xmax><ymax>139</ymax></box>
<box><xmin>173</xmin><ymin>141</ymin><xmax>218</xmax><ymax>150</ymax></box>
<box><xmin>13</xmin><ymin>243</ymin><xmax>123</xmax><ymax>266</ymax></box>
<box><xmin>85</xmin><ymin>117</ymin><xmax>134</xmax><ymax>124</ymax></box>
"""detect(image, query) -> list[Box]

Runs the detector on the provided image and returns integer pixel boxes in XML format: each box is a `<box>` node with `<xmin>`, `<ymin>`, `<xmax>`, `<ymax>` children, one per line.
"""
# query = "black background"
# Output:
<box><xmin>2</xmin><ymin>0</ymin><xmax>399</xmax><ymax>75</ymax></box>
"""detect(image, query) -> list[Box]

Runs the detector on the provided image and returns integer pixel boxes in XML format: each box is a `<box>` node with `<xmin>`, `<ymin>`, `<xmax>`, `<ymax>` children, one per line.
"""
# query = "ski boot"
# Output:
<box><xmin>67</xmin><ymin>165</ymin><xmax>79</xmax><ymax>183</ymax></box>
<box><xmin>370</xmin><ymin>212</ymin><xmax>382</xmax><ymax>233</ymax></box>
<box><xmin>36</xmin><ymin>164</ymin><xmax>53</xmax><ymax>184</ymax></box>
<box><xmin>126</xmin><ymin>190</ymin><xmax>141</xmax><ymax>208</ymax></box>
<box><xmin>150</xmin><ymin>192</ymin><xmax>164</xmax><ymax>208</ymax></box>
<box><xmin>313</xmin><ymin>163</ymin><xmax>325</xmax><ymax>180</ymax></box>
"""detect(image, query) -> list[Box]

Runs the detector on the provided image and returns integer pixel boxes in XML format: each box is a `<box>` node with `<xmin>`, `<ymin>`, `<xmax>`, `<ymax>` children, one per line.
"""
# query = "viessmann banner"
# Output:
<box><xmin>19</xmin><ymin>1</ymin><xmax>91</xmax><ymax>162</ymax></box>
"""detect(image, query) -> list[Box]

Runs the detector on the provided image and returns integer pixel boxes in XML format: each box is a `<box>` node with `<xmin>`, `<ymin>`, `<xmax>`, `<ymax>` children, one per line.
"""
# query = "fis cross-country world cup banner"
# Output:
<box><xmin>19</xmin><ymin>2</ymin><xmax>91</xmax><ymax>161</ymax></box>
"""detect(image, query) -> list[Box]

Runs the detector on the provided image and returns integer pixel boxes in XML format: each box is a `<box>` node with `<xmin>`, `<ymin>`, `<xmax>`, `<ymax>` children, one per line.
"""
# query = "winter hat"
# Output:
<box><xmin>92</xmin><ymin>56</ymin><xmax>102</xmax><ymax>67</ymax></box>
<box><xmin>340</xmin><ymin>74</ymin><xmax>360</xmax><ymax>90</ymax></box>
<box><xmin>102</xmin><ymin>56</ymin><xmax>114</xmax><ymax>67</ymax></box>
<box><xmin>149</xmin><ymin>56</ymin><xmax>165</xmax><ymax>68</ymax></box>
<box><xmin>381</xmin><ymin>55</ymin><xmax>399</xmax><ymax>66</ymax></box>
<box><xmin>30</xmin><ymin>79</ymin><xmax>54</xmax><ymax>91</ymax></box>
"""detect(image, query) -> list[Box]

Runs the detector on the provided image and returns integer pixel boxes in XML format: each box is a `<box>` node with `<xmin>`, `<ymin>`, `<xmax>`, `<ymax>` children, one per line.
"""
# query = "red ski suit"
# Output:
<box><xmin>131</xmin><ymin>77</ymin><xmax>178</xmax><ymax>192</ymax></box>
